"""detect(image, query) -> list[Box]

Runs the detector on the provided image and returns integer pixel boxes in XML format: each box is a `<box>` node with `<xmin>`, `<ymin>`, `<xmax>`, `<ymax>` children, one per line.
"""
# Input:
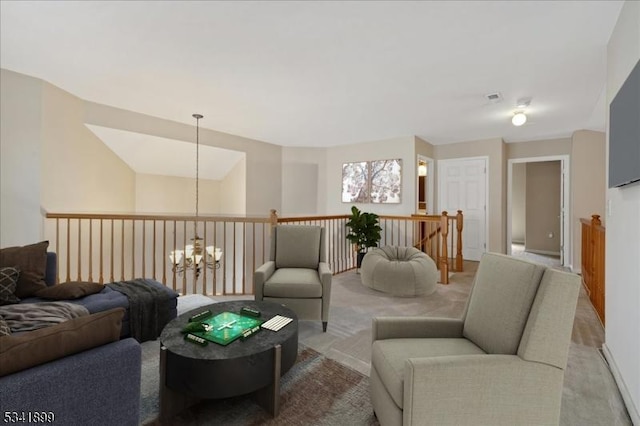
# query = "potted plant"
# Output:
<box><xmin>345</xmin><ymin>206</ymin><xmax>382</xmax><ymax>269</ymax></box>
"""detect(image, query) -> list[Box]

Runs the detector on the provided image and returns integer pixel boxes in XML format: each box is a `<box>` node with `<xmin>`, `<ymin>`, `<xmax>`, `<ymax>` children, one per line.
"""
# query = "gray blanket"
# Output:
<box><xmin>0</xmin><ymin>302</ymin><xmax>89</xmax><ymax>333</ymax></box>
<box><xmin>106</xmin><ymin>279</ymin><xmax>172</xmax><ymax>343</ymax></box>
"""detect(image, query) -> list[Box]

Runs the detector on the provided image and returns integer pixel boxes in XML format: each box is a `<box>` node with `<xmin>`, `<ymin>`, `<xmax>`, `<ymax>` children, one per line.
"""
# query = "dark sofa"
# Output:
<box><xmin>0</xmin><ymin>338</ymin><xmax>142</xmax><ymax>426</ymax></box>
<box><xmin>0</xmin><ymin>250</ymin><xmax>180</xmax><ymax>425</ymax></box>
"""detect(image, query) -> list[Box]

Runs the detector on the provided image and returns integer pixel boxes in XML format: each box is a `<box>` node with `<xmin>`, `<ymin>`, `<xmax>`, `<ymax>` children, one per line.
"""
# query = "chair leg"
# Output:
<box><xmin>322</xmin><ymin>321</ymin><xmax>327</xmax><ymax>332</ymax></box>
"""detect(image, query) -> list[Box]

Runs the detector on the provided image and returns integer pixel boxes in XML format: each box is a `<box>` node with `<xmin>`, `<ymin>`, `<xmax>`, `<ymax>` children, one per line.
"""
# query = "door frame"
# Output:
<box><xmin>417</xmin><ymin>155</ymin><xmax>435</xmax><ymax>214</ymax></box>
<box><xmin>437</xmin><ymin>156</ymin><xmax>489</xmax><ymax>259</ymax></box>
<box><xmin>506</xmin><ymin>155</ymin><xmax>571</xmax><ymax>268</ymax></box>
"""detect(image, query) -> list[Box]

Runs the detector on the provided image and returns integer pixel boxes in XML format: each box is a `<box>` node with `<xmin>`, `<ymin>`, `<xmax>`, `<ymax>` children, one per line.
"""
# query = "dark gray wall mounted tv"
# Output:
<box><xmin>609</xmin><ymin>59</ymin><xmax>640</xmax><ymax>188</ymax></box>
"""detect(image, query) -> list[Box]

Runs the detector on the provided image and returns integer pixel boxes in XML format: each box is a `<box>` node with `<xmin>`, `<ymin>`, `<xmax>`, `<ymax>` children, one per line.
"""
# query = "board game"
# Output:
<box><xmin>190</xmin><ymin>311</ymin><xmax>263</xmax><ymax>346</ymax></box>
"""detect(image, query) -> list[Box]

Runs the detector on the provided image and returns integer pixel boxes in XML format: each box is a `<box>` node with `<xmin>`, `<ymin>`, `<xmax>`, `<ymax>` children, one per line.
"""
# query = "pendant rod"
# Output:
<box><xmin>192</xmin><ymin>113</ymin><xmax>203</xmax><ymax>240</ymax></box>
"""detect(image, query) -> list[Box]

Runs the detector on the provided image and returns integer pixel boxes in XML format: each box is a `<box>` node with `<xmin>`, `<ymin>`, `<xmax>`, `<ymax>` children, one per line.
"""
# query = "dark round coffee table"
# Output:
<box><xmin>158</xmin><ymin>300</ymin><xmax>298</xmax><ymax>422</ymax></box>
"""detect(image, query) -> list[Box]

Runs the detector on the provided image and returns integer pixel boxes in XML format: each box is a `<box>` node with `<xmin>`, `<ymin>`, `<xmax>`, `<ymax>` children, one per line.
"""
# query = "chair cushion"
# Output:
<box><xmin>274</xmin><ymin>226</ymin><xmax>321</xmax><ymax>269</ymax></box>
<box><xmin>263</xmin><ymin>268</ymin><xmax>322</xmax><ymax>298</ymax></box>
<box><xmin>372</xmin><ymin>338</ymin><xmax>485</xmax><ymax>408</ymax></box>
<box><xmin>463</xmin><ymin>253</ymin><xmax>546</xmax><ymax>355</ymax></box>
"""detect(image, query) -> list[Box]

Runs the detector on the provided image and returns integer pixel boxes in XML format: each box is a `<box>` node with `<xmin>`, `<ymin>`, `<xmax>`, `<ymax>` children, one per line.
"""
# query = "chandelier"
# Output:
<box><xmin>169</xmin><ymin>114</ymin><xmax>222</xmax><ymax>278</ymax></box>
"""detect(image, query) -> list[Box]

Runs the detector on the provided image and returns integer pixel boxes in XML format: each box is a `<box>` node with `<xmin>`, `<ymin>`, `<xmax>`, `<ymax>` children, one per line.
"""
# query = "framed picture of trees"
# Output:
<box><xmin>370</xmin><ymin>159</ymin><xmax>402</xmax><ymax>203</ymax></box>
<box><xmin>341</xmin><ymin>159</ymin><xmax>402</xmax><ymax>204</ymax></box>
<box><xmin>342</xmin><ymin>161</ymin><xmax>369</xmax><ymax>203</ymax></box>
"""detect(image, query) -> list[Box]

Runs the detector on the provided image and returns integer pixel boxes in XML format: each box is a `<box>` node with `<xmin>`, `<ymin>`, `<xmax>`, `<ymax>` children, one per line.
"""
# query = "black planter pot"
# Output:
<box><xmin>357</xmin><ymin>252</ymin><xmax>366</xmax><ymax>269</ymax></box>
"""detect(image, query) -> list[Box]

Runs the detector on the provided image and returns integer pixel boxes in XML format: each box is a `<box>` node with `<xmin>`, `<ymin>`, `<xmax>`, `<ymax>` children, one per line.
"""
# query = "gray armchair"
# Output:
<box><xmin>370</xmin><ymin>252</ymin><xmax>580</xmax><ymax>426</ymax></box>
<box><xmin>254</xmin><ymin>225</ymin><xmax>332</xmax><ymax>332</ymax></box>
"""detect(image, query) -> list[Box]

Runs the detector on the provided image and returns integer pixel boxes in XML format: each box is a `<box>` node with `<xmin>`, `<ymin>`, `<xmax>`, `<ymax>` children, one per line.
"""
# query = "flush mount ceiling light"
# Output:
<box><xmin>512</xmin><ymin>111</ymin><xmax>527</xmax><ymax>126</ymax></box>
<box><xmin>511</xmin><ymin>97</ymin><xmax>531</xmax><ymax>126</ymax></box>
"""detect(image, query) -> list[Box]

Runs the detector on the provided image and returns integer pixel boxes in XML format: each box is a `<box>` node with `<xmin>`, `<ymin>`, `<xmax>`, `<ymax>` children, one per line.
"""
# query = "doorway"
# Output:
<box><xmin>507</xmin><ymin>156</ymin><xmax>570</xmax><ymax>268</ymax></box>
<box><xmin>416</xmin><ymin>156</ymin><xmax>434</xmax><ymax>214</ymax></box>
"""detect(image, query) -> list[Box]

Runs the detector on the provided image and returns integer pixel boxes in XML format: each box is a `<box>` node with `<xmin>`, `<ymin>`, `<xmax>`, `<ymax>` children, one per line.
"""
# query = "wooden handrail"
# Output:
<box><xmin>44</xmin><ymin>209</ymin><xmax>463</xmax><ymax>294</ymax></box>
<box><xmin>46</xmin><ymin>212</ymin><xmax>272</xmax><ymax>223</ymax></box>
<box><xmin>580</xmin><ymin>214</ymin><xmax>605</xmax><ymax>325</ymax></box>
<box><xmin>414</xmin><ymin>227</ymin><xmax>441</xmax><ymax>247</ymax></box>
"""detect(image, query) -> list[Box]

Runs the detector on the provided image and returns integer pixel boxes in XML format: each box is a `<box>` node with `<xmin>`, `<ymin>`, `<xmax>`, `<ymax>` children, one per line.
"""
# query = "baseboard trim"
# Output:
<box><xmin>526</xmin><ymin>249</ymin><xmax>561</xmax><ymax>256</ymax></box>
<box><xmin>602</xmin><ymin>344</ymin><xmax>640</xmax><ymax>425</ymax></box>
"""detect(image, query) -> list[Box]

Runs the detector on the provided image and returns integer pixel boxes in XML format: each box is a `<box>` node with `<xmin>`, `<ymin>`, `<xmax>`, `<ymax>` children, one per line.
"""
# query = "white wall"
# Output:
<box><xmin>281</xmin><ymin>147</ymin><xmax>327</xmax><ymax>216</ymax></box>
<box><xmin>571</xmin><ymin>130</ymin><xmax>606</xmax><ymax>272</ymax></box>
<box><xmin>218</xmin><ymin>156</ymin><xmax>246</xmax><ymax>215</ymax></box>
<box><xmin>605</xmin><ymin>1</ymin><xmax>640</xmax><ymax>422</ymax></box>
<box><xmin>0</xmin><ymin>70</ymin><xmax>43</xmax><ymax>246</ymax></box>
<box><xmin>135</xmin><ymin>174</ymin><xmax>220</xmax><ymax>214</ymax></box>
<box><xmin>325</xmin><ymin>136</ymin><xmax>416</xmax><ymax>216</ymax></box>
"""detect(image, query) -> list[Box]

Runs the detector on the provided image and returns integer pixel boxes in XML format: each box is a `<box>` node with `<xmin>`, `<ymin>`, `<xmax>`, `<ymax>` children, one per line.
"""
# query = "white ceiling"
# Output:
<box><xmin>0</xmin><ymin>1</ymin><xmax>624</xmax><ymax>153</ymax></box>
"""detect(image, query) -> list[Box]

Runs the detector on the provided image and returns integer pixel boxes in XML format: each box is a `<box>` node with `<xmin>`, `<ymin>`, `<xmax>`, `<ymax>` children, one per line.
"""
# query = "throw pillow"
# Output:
<box><xmin>0</xmin><ymin>267</ymin><xmax>20</xmax><ymax>305</ymax></box>
<box><xmin>35</xmin><ymin>281</ymin><xmax>104</xmax><ymax>300</ymax></box>
<box><xmin>0</xmin><ymin>241</ymin><xmax>49</xmax><ymax>298</ymax></box>
<box><xmin>0</xmin><ymin>307</ymin><xmax>124</xmax><ymax>377</ymax></box>
<box><xmin>0</xmin><ymin>315</ymin><xmax>10</xmax><ymax>336</ymax></box>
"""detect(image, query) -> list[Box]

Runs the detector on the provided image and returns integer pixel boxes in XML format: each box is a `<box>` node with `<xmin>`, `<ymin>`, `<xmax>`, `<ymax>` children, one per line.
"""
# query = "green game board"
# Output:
<box><xmin>190</xmin><ymin>312</ymin><xmax>263</xmax><ymax>346</ymax></box>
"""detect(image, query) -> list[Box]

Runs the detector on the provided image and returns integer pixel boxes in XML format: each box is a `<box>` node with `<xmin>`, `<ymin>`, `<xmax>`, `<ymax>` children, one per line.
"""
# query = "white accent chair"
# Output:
<box><xmin>370</xmin><ymin>252</ymin><xmax>580</xmax><ymax>425</ymax></box>
<box><xmin>254</xmin><ymin>225</ymin><xmax>332</xmax><ymax>332</ymax></box>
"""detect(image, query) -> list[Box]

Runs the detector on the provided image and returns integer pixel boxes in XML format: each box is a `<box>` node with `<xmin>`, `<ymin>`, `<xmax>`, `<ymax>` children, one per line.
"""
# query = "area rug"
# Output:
<box><xmin>140</xmin><ymin>341</ymin><xmax>378</xmax><ymax>426</ymax></box>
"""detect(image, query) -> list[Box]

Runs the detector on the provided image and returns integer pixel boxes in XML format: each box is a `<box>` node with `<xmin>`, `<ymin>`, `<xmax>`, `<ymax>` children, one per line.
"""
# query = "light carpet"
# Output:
<box><xmin>140</xmin><ymin>260</ymin><xmax>632</xmax><ymax>425</ymax></box>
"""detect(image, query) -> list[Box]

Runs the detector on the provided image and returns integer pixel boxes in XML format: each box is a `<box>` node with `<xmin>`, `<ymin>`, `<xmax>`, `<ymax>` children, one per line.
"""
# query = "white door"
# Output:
<box><xmin>438</xmin><ymin>158</ymin><xmax>487</xmax><ymax>261</ymax></box>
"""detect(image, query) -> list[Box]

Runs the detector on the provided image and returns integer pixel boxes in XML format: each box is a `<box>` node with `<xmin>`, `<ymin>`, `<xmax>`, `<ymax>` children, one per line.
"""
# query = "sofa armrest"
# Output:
<box><xmin>0</xmin><ymin>338</ymin><xmax>141</xmax><ymax>426</ymax></box>
<box><xmin>254</xmin><ymin>261</ymin><xmax>276</xmax><ymax>300</ymax></box>
<box><xmin>372</xmin><ymin>317</ymin><xmax>464</xmax><ymax>343</ymax></box>
<box><xmin>403</xmin><ymin>355</ymin><xmax>563</xmax><ymax>425</ymax></box>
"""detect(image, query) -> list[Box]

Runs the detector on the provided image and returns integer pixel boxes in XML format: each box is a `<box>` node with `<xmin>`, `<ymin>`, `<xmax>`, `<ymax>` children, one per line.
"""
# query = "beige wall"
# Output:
<box><xmin>525</xmin><ymin>161</ymin><xmax>561</xmax><ymax>254</ymax></box>
<box><xmin>40</xmin><ymin>81</ymin><xmax>135</xmax><ymax>214</ymax></box>
<box><xmin>605</xmin><ymin>0</ymin><xmax>640</xmax><ymax>421</ymax></box>
<box><xmin>0</xmin><ymin>70</ymin><xmax>43</xmax><ymax>246</ymax></box>
<box><xmin>571</xmin><ymin>130</ymin><xmax>606</xmax><ymax>272</ymax></box>
<box><xmin>434</xmin><ymin>138</ymin><xmax>506</xmax><ymax>253</ymax></box>
<box><xmin>415</xmin><ymin>136</ymin><xmax>435</xmax><ymax>159</ymax></box>
<box><xmin>512</xmin><ymin>163</ymin><xmax>526</xmax><ymax>243</ymax></box>
<box><xmin>506</xmin><ymin>137</ymin><xmax>572</xmax><ymax>159</ymax></box>
<box><xmin>219</xmin><ymin>156</ymin><xmax>246</xmax><ymax>215</ymax></box>
<box><xmin>134</xmin><ymin>174</ymin><xmax>220</xmax><ymax>215</ymax></box>
<box><xmin>326</xmin><ymin>136</ymin><xmax>416</xmax><ymax>216</ymax></box>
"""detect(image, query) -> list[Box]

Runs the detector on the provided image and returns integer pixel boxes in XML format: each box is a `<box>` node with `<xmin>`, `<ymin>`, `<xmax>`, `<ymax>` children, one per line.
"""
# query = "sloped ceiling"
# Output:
<box><xmin>86</xmin><ymin>125</ymin><xmax>244</xmax><ymax>180</ymax></box>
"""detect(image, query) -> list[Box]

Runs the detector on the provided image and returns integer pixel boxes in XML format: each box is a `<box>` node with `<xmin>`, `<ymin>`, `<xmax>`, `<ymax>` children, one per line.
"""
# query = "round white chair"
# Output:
<box><xmin>360</xmin><ymin>246</ymin><xmax>438</xmax><ymax>296</ymax></box>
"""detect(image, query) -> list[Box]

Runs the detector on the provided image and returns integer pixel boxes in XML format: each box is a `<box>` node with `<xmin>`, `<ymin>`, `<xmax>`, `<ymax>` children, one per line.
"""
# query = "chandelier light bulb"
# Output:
<box><xmin>512</xmin><ymin>112</ymin><xmax>527</xmax><ymax>126</ymax></box>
